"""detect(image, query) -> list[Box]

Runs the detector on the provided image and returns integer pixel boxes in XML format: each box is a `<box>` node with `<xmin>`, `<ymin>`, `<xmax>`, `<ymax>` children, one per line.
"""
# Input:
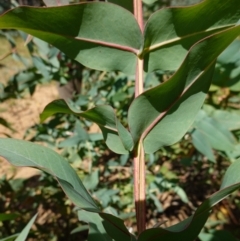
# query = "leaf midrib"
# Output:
<box><xmin>12</xmin><ymin>27</ymin><xmax>140</xmax><ymax>55</ymax></box>
<box><xmin>143</xmin><ymin>24</ymin><xmax>235</xmax><ymax>54</ymax></box>
<box><xmin>140</xmin><ymin>63</ymin><xmax>214</xmax><ymax>142</ymax></box>
<box><xmin>0</xmin><ymin>145</ymin><xmax>97</xmax><ymax>207</ymax></box>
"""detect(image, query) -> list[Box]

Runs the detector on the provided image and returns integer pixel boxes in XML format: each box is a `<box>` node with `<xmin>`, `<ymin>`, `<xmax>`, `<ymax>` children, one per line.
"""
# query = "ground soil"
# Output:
<box><xmin>0</xmin><ymin>83</ymin><xmax>59</xmax><ymax>179</ymax></box>
<box><xmin>0</xmin><ymin>34</ymin><xmax>61</xmax><ymax>179</ymax></box>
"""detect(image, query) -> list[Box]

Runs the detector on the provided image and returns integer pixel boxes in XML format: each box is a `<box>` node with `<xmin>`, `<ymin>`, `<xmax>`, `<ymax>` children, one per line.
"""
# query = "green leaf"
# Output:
<box><xmin>78</xmin><ymin>211</ymin><xmax>135</xmax><ymax>241</ymax></box>
<box><xmin>15</xmin><ymin>213</ymin><xmax>38</xmax><ymax>241</ymax></box>
<box><xmin>212</xmin><ymin>110</ymin><xmax>240</xmax><ymax>131</ymax></box>
<box><xmin>0</xmin><ymin>138</ymin><xmax>99</xmax><ymax>211</ymax></box>
<box><xmin>143</xmin><ymin>0</ymin><xmax>240</xmax><ymax>72</ymax></box>
<box><xmin>40</xmin><ymin>99</ymin><xmax>133</xmax><ymax>154</ymax></box>
<box><xmin>0</xmin><ymin>3</ymin><xmax>141</xmax><ymax>74</ymax></box>
<box><xmin>221</xmin><ymin>159</ymin><xmax>240</xmax><ymax>189</ymax></box>
<box><xmin>142</xmin><ymin>0</ymin><xmax>158</xmax><ymax>5</ymax></box>
<box><xmin>0</xmin><ymin>234</ymin><xmax>19</xmax><ymax>241</ymax></box>
<box><xmin>138</xmin><ymin>210</ymin><xmax>210</xmax><ymax>241</ymax></box>
<box><xmin>100</xmin><ymin>213</ymin><xmax>137</xmax><ymax>241</ymax></box>
<box><xmin>83</xmin><ymin>170</ymin><xmax>99</xmax><ymax>190</ymax></box>
<box><xmin>78</xmin><ymin>210</ymin><xmax>112</xmax><ymax>241</ymax></box>
<box><xmin>192</xmin><ymin>129</ymin><xmax>215</xmax><ymax>162</ymax></box>
<box><xmin>107</xmin><ymin>0</ymin><xmax>133</xmax><ymax>12</ymax></box>
<box><xmin>70</xmin><ymin>225</ymin><xmax>89</xmax><ymax>235</ymax></box>
<box><xmin>199</xmin><ymin>230</ymin><xmax>237</xmax><ymax>241</ymax></box>
<box><xmin>58</xmin><ymin>120</ymin><xmax>89</xmax><ymax>148</ymax></box>
<box><xmin>129</xmin><ymin>24</ymin><xmax>240</xmax><ymax>154</ymax></box>
<box><xmin>138</xmin><ymin>159</ymin><xmax>240</xmax><ymax>241</ymax></box>
<box><xmin>217</xmin><ymin>39</ymin><xmax>240</xmax><ymax>65</ymax></box>
<box><xmin>43</xmin><ymin>0</ymin><xmax>69</xmax><ymax>6</ymax></box>
<box><xmin>193</xmin><ymin>110</ymin><xmax>236</xmax><ymax>152</ymax></box>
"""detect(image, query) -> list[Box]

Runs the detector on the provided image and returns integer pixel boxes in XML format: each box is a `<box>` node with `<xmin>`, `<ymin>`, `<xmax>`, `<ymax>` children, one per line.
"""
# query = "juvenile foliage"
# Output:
<box><xmin>0</xmin><ymin>0</ymin><xmax>240</xmax><ymax>240</ymax></box>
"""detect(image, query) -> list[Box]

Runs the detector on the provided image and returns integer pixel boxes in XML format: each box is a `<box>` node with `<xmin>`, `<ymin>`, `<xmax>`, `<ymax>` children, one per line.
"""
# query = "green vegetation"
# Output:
<box><xmin>1</xmin><ymin>0</ymin><xmax>240</xmax><ymax>240</ymax></box>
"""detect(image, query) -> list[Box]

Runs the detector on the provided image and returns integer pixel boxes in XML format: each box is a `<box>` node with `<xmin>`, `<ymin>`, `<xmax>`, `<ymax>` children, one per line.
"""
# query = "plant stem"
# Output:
<box><xmin>134</xmin><ymin>0</ymin><xmax>144</xmax><ymax>32</ymax></box>
<box><xmin>134</xmin><ymin>0</ymin><xmax>146</xmax><ymax>235</ymax></box>
<box><xmin>134</xmin><ymin>142</ymin><xmax>146</xmax><ymax>234</ymax></box>
<box><xmin>135</xmin><ymin>58</ymin><xmax>144</xmax><ymax>97</ymax></box>
<box><xmin>134</xmin><ymin>0</ymin><xmax>144</xmax><ymax>98</ymax></box>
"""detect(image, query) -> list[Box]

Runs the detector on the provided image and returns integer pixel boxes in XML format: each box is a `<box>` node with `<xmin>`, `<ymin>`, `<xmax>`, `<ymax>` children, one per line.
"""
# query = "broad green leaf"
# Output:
<box><xmin>100</xmin><ymin>213</ymin><xmax>137</xmax><ymax>241</ymax></box>
<box><xmin>15</xmin><ymin>214</ymin><xmax>38</xmax><ymax>241</ymax></box>
<box><xmin>43</xmin><ymin>0</ymin><xmax>69</xmax><ymax>6</ymax></box>
<box><xmin>143</xmin><ymin>0</ymin><xmax>240</xmax><ymax>72</ymax></box>
<box><xmin>0</xmin><ymin>3</ymin><xmax>141</xmax><ymax>74</ymax></box>
<box><xmin>199</xmin><ymin>230</ymin><xmax>237</xmax><ymax>241</ymax></box>
<box><xmin>217</xmin><ymin>39</ymin><xmax>240</xmax><ymax>65</ymax></box>
<box><xmin>100</xmin><ymin>127</ymin><xmax>130</xmax><ymax>154</ymax></box>
<box><xmin>78</xmin><ymin>210</ymin><xmax>112</xmax><ymax>241</ymax></box>
<box><xmin>221</xmin><ymin>159</ymin><xmax>240</xmax><ymax>188</ymax></box>
<box><xmin>192</xmin><ymin>129</ymin><xmax>215</xmax><ymax>162</ymax></box>
<box><xmin>0</xmin><ymin>138</ymin><xmax>99</xmax><ymax>211</ymax></box>
<box><xmin>138</xmin><ymin>210</ymin><xmax>210</xmax><ymax>241</ymax></box>
<box><xmin>107</xmin><ymin>0</ymin><xmax>133</xmax><ymax>12</ymax></box>
<box><xmin>83</xmin><ymin>170</ymin><xmax>99</xmax><ymax>190</ymax></box>
<box><xmin>129</xmin><ymin>25</ymin><xmax>240</xmax><ymax>154</ymax></box>
<box><xmin>40</xmin><ymin>99</ymin><xmax>133</xmax><ymax>154</ymax></box>
<box><xmin>78</xmin><ymin>210</ymin><xmax>135</xmax><ymax>241</ymax></box>
<box><xmin>138</xmin><ymin>160</ymin><xmax>240</xmax><ymax>241</ymax></box>
<box><xmin>225</xmin><ymin>144</ymin><xmax>240</xmax><ymax>162</ymax></box>
<box><xmin>212</xmin><ymin>110</ymin><xmax>240</xmax><ymax>131</ymax></box>
<box><xmin>193</xmin><ymin>110</ymin><xmax>236</xmax><ymax>152</ymax></box>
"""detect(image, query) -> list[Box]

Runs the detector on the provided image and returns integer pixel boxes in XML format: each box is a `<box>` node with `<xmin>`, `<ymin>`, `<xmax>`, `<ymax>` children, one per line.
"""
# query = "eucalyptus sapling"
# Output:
<box><xmin>0</xmin><ymin>0</ymin><xmax>240</xmax><ymax>240</ymax></box>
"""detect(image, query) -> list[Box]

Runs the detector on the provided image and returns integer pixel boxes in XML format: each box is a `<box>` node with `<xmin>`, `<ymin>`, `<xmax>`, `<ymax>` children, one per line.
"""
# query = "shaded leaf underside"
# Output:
<box><xmin>0</xmin><ymin>3</ymin><xmax>141</xmax><ymax>74</ymax></box>
<box><xmin>0</xmin><ymin>0</ymin><xmax>239</xmax><ymax>74</ymax></box>
<box><xmin>129</xmin><ymin>25</ymin><xmax>240</xmax><ymax>154</ymax></box>
<box><xmin>143</xmin><ymin>0</ymin><xmax>240</xmax><ymax>71</ymax></box>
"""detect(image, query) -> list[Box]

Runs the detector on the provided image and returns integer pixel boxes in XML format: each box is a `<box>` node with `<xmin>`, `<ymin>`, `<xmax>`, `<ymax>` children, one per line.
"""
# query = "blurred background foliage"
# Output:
<box><xmin>1</xmin><ymin>0</ymin><xmax>240</xmax><ymax>240</ymax></box>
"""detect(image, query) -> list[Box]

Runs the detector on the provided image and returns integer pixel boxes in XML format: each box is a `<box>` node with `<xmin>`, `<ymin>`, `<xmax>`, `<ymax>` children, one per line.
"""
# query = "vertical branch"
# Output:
<box><xmin>134</xmin><ymin>0</ymin><xmax>144</xmax><ymax>32</ymax></box>
<box><xmin>134</xmin><ymin>142</ymin><xmax>146</xmax><ymax>234</ymax></box>
<box><xmin>135</xmin><ymin>58</ymin><xmax>144</xmax><ymax>98</ymax></box>
<box><xmin>133</xmin><ymin>0</ymin><xmax>146</xmax><ymax>235</ymax></box>
<box><xmin>134</xmin><ymin>0</ymin><xmax>144</xmax><ymax>98</ymax></box>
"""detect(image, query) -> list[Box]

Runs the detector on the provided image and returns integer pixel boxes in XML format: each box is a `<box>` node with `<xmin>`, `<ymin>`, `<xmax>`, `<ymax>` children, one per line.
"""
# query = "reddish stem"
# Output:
<box><xmin>133</xmin><ymin>0</ymin><xmax>146</xmax><ymax>235</ymax></box>
<box><xmin>134</xmin><ymin>142</ymin><xmax>146</xmax><ymax>234</ymax></box>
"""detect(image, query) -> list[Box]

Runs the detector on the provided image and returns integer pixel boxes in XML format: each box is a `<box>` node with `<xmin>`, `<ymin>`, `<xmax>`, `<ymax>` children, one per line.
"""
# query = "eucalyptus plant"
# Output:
<box><xmin>1</xmin><ymin>0</ymin><xmax>240</xmax><ymax>240</ymax></box>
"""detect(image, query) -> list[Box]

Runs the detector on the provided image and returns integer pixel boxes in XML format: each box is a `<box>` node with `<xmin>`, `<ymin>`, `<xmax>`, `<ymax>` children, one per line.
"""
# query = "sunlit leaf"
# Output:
<box><xmin>192</xmin><ymin>129</ymin><xmax>215</xmax><ymax>162</ymax></box>
<box><xmin>78</xmin><ymin>211</ymin><xmax>135</xmax><ymax>241</ymax></box>
<box><xmin>193</xmin><ymin>110</ymin><xmax>236</xmax><ymax>152</ymax></box>
<box><xmin>15</xmin><ymin>214</ymin><xmax>38</xmax><ymax>241</ymax></box>
<box><xmin>129</xmin><ymin>25</ymin><xmax>240</xmax><ymax>154</ymax></box>
<box><xmin>78</xmin><ymin>210</ymin><xmax>112</xmax><ymax>241</ymax></box>
<box><xmin>199</xmin><ymin>230</ymin><xmax>237</xmax><ymax>241</ymax></box>
<box><xmin>40</xmin><ymin>99</ymin><xmax>133</xmax><ymax>154</ymax></box>
<box><xmin>43</xmin><ymin>0</ymin><xmax>69</xmax><ymax>6</ymax></box>
<box><xmin>0</xmin><ymin>3</ymin><xmax>141</xmax><ymax>74</ymax></box>
<box><xmin>212</xmin><ymin>110</ymin><xmax>240</xmax><ymax>131</ymax></box>
<box><xmin>0</xmin><ymin>138</ymin><xmax>99</xmax><ymax>211</ymax></box>
<box><xmin>143</xmin><ymin>0</ymin><xmax>240</xmax><ymax>72</ymax></box>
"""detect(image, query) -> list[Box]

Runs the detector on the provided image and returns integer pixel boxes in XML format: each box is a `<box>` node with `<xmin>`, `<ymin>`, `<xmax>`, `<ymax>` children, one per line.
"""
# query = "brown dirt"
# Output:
<box><xmin>0</xmin><ymin>83</ymin><xmax>59</xmax><ymax>179</ymax></box>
